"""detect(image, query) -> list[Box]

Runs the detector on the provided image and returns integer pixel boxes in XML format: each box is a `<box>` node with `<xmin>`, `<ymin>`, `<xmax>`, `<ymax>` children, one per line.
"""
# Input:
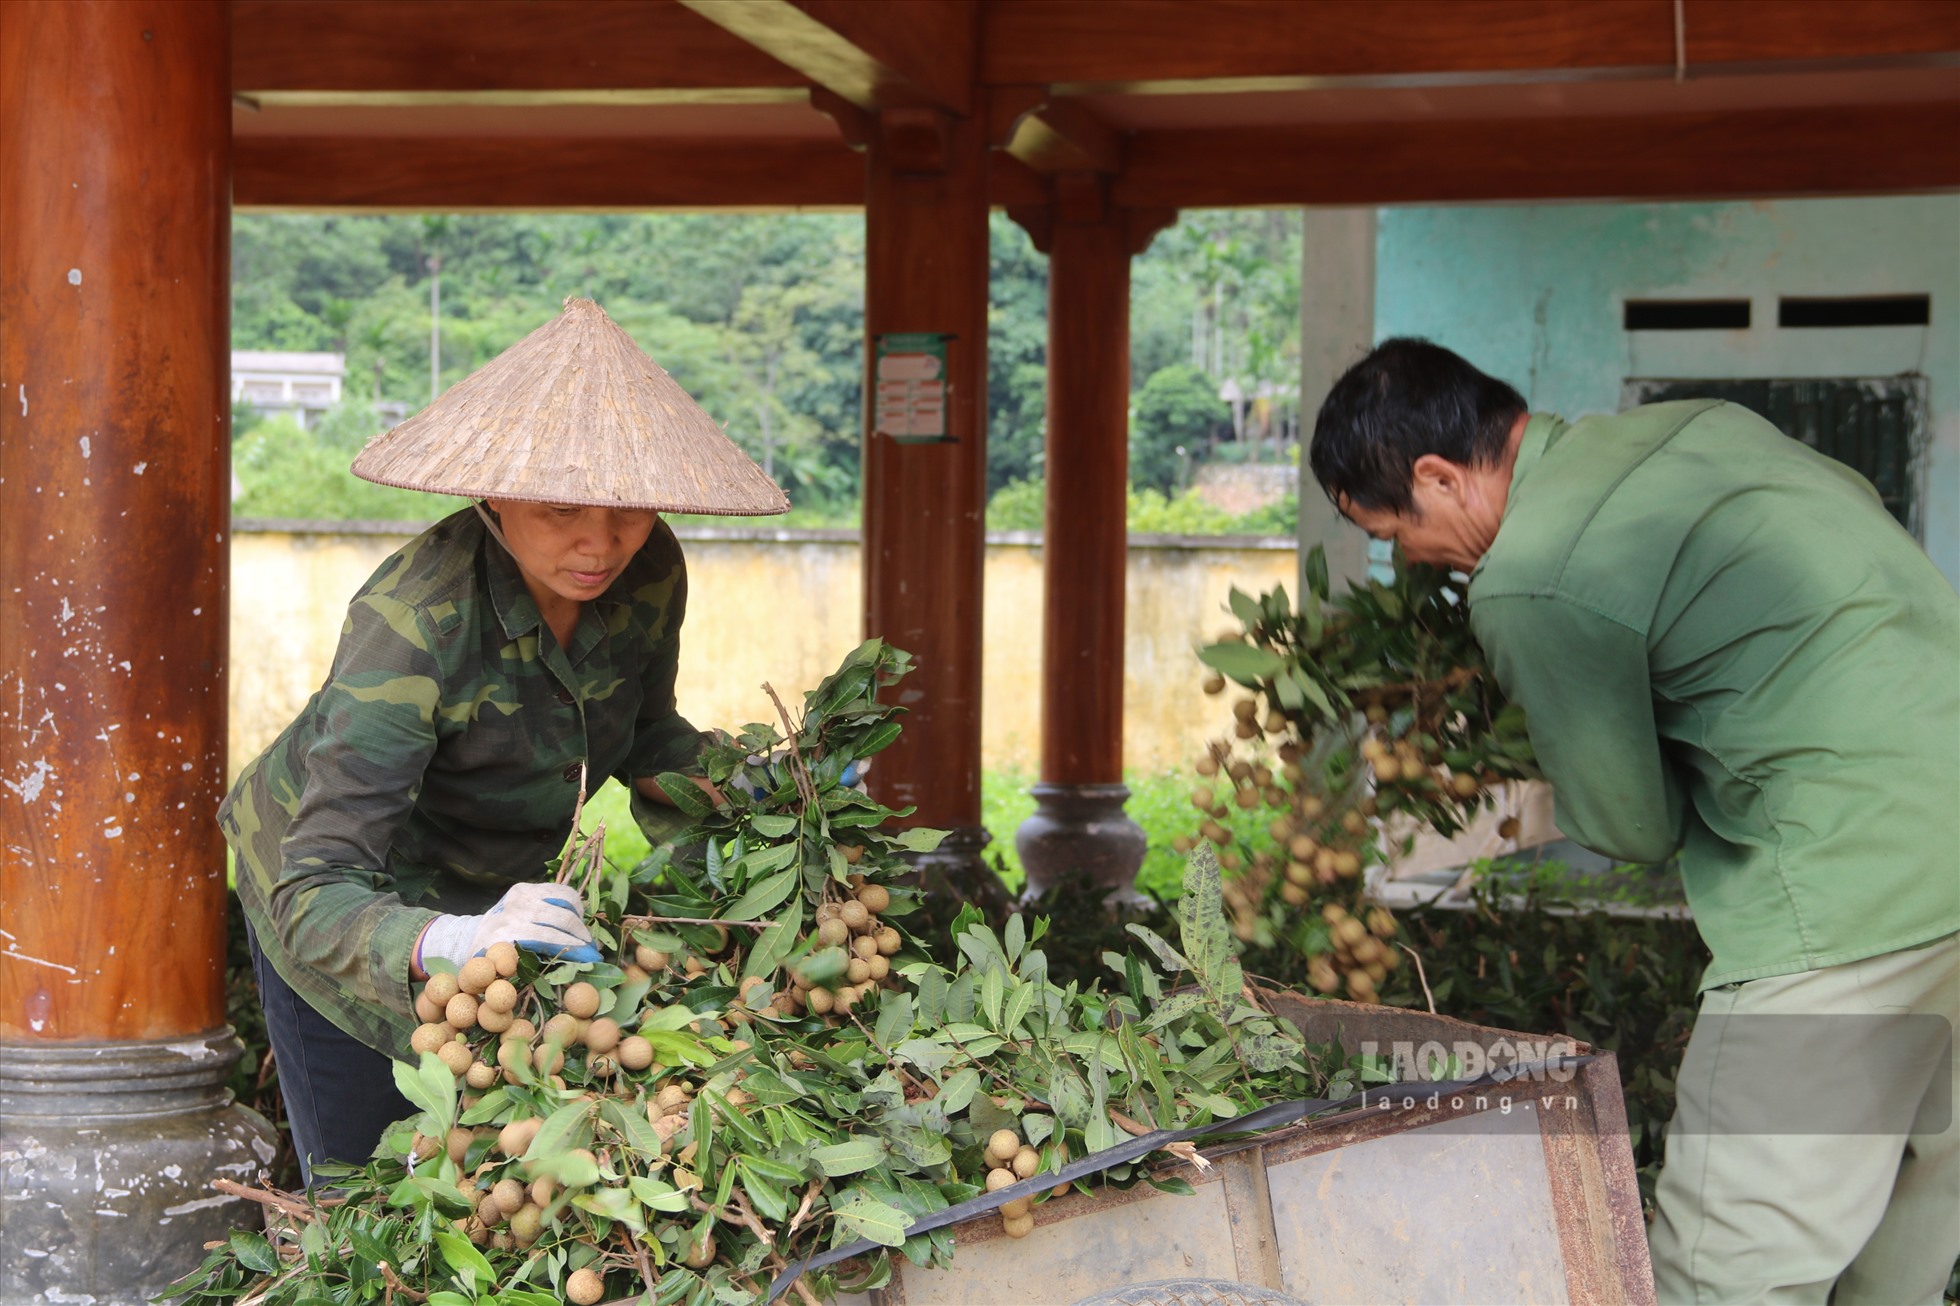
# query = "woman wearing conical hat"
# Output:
<box><xmin>219</xmin><ymin>299</ymin><xmax>787</xmax><ymax>1184</ymax></box>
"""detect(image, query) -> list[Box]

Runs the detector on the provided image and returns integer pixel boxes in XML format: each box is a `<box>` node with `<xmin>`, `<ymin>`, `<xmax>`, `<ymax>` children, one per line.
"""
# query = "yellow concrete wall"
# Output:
<box><xmin>227</xmin><ymin>524</ymin><xmax>1297</xmax><ymax>779</ymax></box>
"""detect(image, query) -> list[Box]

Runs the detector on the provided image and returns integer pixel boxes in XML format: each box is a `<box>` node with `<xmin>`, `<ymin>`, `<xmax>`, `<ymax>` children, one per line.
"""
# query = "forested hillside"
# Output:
<box><xmin>231</xmin><ymin>209</ymin><xmax>1302</xmax><ymax>530</ymax></box>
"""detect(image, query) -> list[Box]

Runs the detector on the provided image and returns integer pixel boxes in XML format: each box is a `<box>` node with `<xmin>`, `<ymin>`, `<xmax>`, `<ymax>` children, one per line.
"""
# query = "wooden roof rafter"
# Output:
<box><xmin>228</xmin><ymin>0</ymin><xmax>1960</xmax><ymax>212</ymax></box>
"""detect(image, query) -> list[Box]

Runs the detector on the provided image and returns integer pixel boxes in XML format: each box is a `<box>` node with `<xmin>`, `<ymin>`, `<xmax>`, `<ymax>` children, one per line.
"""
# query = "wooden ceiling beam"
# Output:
<box><xmin>680</xmin><ymin>0</ymin><xmax>978</xmax><ymax>114</ymax></box>
<box><xmin>232</xmin><ymin>136</ymin><xmax>866</xmax><ymax>211</ymax></box>
<box><xmin>984</xmin><ymin>0</ymin><xmax>1960</xmax><ymax>92</ymax></box>
<box><xmin>232</xmin><ymin>0</ymin><xmax>804</xmax><ymax>98</ymax></box>
<box><xmin>231</xmin><ymin>134</ymin><xmax>1051</xmax><ymax>210</ymax></box>
<box><xmin>992</xmin><ymin>86</ymin><xmax>1125</xmax><ymax>175</ymax></box>
<box><xmin>1113</xmin><ymin>100</ymin><xmax>1960</xmax><ymax>208</ymax></box>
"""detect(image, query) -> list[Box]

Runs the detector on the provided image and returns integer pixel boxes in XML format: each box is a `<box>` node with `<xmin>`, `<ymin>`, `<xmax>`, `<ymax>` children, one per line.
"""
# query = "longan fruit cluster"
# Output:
<box><xmin>778</xmin><ymin>874</ymin><xmax>903</xmax><ymax>1020</ymax></box>
<box><xmin>1357</xmin><ymin>728</ymin><xmax>1485</xmax><ymax>803</ymax></box>
<box><xmin>1307</xmin><ymin>903</ymin><xmax>1400</xmax><ymax>1003</ymax></box>
<box><xmin>410</xmin><ymin>942</ymin><xmax>524</xmax><ymax>1080</ymax></box>
<box><xmin>981</xmin><ymin>1126</ymin><xmax>1052</xmax><ymax>1239</ymax></box>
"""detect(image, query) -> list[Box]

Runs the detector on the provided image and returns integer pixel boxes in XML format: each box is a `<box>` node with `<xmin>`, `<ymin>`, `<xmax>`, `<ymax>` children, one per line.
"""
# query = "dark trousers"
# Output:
<box><xmin>246</xmin><ymin>925</ymin><xmax>411</xmax><ymax>1187</ymax></box>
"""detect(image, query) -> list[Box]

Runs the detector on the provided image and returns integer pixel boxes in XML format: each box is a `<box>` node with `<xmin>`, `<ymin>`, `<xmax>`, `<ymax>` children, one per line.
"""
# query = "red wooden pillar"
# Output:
<box><xmin>0</xmin><ymin>3</ymin><xmax>273</xmax><ymax>1298</ymax></box>
<box><xmin>861</xmin><ymin>107</ymin><xmax>993</xmax><ymax>882</ymax></box>
<box><xmin>1012</xmin><ymin>179</ymin><xmax>1175</xmax><ymax>896</ymax></box>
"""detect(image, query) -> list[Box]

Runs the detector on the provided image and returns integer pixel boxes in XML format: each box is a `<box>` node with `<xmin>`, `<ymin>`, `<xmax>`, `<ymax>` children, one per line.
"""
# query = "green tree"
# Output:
<box><xmin>987</xmin><ymin>214</ymin><xmax>1048</xmax><ymax>494</ymax></box>
<box><xmin>1131</xmin><ymin>364</ymin><xmax>1229</xmax><ymax>494</ymax></box>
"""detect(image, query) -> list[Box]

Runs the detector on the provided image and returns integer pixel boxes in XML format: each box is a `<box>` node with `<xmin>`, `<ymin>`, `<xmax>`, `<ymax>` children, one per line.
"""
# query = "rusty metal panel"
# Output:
<box><xmin>884</xmin><ymin>1171</ymin><xmax>1241</xmax><ymax>1303</ymax></box>
<box><xmin>1268</xmin><ymin>1099</ymin><xmax>1568</xmax><ymax>1303</ymax></box>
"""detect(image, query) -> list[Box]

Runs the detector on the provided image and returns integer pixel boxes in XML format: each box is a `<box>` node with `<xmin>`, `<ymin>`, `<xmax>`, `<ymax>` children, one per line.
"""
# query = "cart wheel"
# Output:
<box><xmin>1070</xmin><ymin>1280</ymin><xmax>1309</xmax><ymax>1306</ymax></box>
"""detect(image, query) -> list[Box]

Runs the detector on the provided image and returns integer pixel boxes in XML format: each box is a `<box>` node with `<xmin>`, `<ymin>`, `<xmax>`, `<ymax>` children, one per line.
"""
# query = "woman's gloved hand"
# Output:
<box><xmin>415</xmin><ymin>881</ymin><xmax>601</xmax><ymax>974</ymax></box>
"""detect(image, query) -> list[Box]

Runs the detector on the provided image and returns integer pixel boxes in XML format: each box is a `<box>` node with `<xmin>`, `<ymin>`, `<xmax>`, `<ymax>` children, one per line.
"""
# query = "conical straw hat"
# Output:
<box><xmin>352</xmin><ymin>297</ymin><xmax>789</xmax><ymax>516</ymax></box>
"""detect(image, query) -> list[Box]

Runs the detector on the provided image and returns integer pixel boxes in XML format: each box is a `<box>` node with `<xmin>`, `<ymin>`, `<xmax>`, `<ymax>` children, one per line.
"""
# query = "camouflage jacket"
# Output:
<box><xmin>222</xmin><ymin>507</ymin><xmax>704</xmax><ymax>1056</ymax></box>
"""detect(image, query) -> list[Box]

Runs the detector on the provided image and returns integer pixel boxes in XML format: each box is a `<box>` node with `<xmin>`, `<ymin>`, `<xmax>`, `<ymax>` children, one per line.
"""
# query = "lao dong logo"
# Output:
<box><xmin>1356</xmin><ymin>1037</ymin><xmax>1583</xmax><ymax>1118</ymax></box>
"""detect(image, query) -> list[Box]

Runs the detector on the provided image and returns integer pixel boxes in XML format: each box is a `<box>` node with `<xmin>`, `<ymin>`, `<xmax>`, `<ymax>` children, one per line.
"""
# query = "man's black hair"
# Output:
<box><xmin>1309</xmin><ymin>338</ymin><xmax>1527</xmax><ymax>514</ymax></box>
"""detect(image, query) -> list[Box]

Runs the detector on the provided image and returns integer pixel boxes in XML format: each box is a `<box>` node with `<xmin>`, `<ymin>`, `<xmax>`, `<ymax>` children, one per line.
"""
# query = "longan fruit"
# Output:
<box><xmin>486</xmin><ymin>941</ymin><xmax>520</xmax><ymax>978</ymax></box>
<box><xmin>1450</xmin><ymin>772</ymin><xmax>1481</xmax><ymax>798</ymax></box>
<box><xmin>465</xmin><ymin>1060</ymin><xmax>499</xmax><ymax>1090</ymax></box>
<box><xmin>444</xmin><ymin>1126</ymin><xmax>474</xmax><ymax>1165</ymax></box>
<box><xmin>816</xmin><ymin>918</ymin><xmax>849</xmax><ymax>948</ymax></box>
<box><xmin>476</xmin><ymin>1193</ymin><xmax>505</xmax><ymax>1227</ymax></box>
<box><xmin>1012</xmin><ymin>1147</ymin><xmax>1040</xmax><ymax>1179</ymax></box>
<box><xmin>481</xmin><ymin>978</ymin><xmax>518</xmax><ymax>1014</ymax></box>
<box><xmin>562</xmin><ymin>982</ymin><xmax>601</xmax><ymax>1020</ymax></box>
<box><xmin>436</xmin><ymin>1040</ymin><xmax>472</xmax><ymax>1077</ymax></box>
<box><xmin>506</xmin><ymin>1017</ymin><xmax>538</xmax><ymax>1043</ymax></box>
<box><xmin>682</xmin><ymin>955</ymin><xmax>707</xmax><ymax>979</ymax></box>
<box><xmin>459</xmin><ymin>956</ymin><xmax>497</xmax><ymax>995</ymax></box>
<box><xmin>490</xmin><ymin>1177</ymin><xmax>526</xmax><ymax>1215</ymax></box>
<box><xmin>409</xmin><ymin>1132</ymin><xmax>441</xmax><ymax>1162</ymax></box>
<box><xmin>1201</xmin><ymin>672</ymin><xmax>1226</xmax><ymax>695</ymax></box>
<box><xmin>1171</xmin><ymin>834</ymin><xmax>1195</xmax><ymax>854</ymax></box>
<box><xmin>1002</xmin><ymin>1212</ymin><xmax>1035</xmax><ymax>1238</ymax></box>
<box><xmin>1233</xmin><ymin>787</ymin><xmax>1260</xmax><ymax>810</ymax></box>
<box><xmin>867</xmin><ymin>954</ymin><xmax>890</xmax><ymax>981</ymax></box>
<box><xmin>414</xmin><ymin>991</ymin><xmax>444</xmax><ymax>1024</ymax></box>
<box><xmin>533</xmin><ymin>1044</ymin><xmax>565</xmax><ymax>1075</ymax></box>
<box><xmin>498</xmin><ymin>1116</ymin><xmax>541</xmax><ymax>1157</ymax></box>
<box><xmin>410</xmin><ymin>1022</ymin><xmax>452</xmax><ymax>1056</ymax></box>
<box><xmin>655</xmin><ymin>1084</ymin><xmax>693</xmax><ymax>1113</ymax></box>
<box><xmin>1190</xmin><ymin>785</ymin><xmax>1216</xmax><ymax>814</ymax></box>
<box><xmin>509</xmin><ymin>1204</ymin><xmax>543</xmax><ymax>1247</ymax></box>
<box><xmin>650</xmin><ymin>1114</ymin><xmax>685</xmax><ymax>1146</ymax></box>
<box><xmin>1280</xmin><ymin>881</ymin><xmax>1310</xmax><ymax>906</ymax></box>
<box><xmin>851</xmin><ymin>934</ymin><xmax>880</xmax><ymax>961</ymax></box>
<box><xmin>1498</xmin><ymin>816</ymin><xmax>1522</xmax><ymax>840</ymax></box>
<box><xmin>634</xmin><ymin>943</ymin><xmax>670</xmax><ymax>971</ymax></box>
<box><xmin>566</xmin><ymin>1268</ymin><xmax>605</xmax><ymax>1306</ymax></box>
<box><xmin>683</xmin><ymin>1231</ymin><xmax>716</xmax><ymax>1269</ymax></box>
<box><xmin>1333</xmin><ymin>851</ymin><xmax>1362</xmax><ymax>878</ymax></box>
<box><xmin>807</xmin><ymin>987</ymin><xmax>835</xmax><ymax>1014</ymax></box>
<box><xmin>542</xmin><ymin>1012</ymin><xmax>581</xmax><ymax>1046</ymax></box>
<box><xmin>846</xmin><ymin>957</ymin><xmax>872</xmax><ymax>985</ymax></box>
<box><xmin>445</xmin><ymin>993</ymin><xmax>480</xmax><ymax>1030</ymax></box>
<box><xmin>838</xmin><ymin>843</ymin><xmax>864</xmax><ymax>864</ymax></box>
<box><xmin>424</xmin><ymin>972</ymin><xmax>461</xmax><ymax>1008</ymax></box>
<box><xmin>986</xmin><ymin>1129</ymin><xmax>1021</xmax><ymax>1165</ymax></box>
<box><xmin>839</xmin><ymin>900</ymin><xmax>870</xmax><ymax>931</ymax></box>
<box><xmin>530</xmin><ymin>1176</ymin><xmax>558</xmax><ymax>1207</ymax></box>
<box><xmin>985</xmin><ymin>1167</ymin><xmax>1016</xmax><ymax>1192</ymax></box>
<box><xmin>1232</xmin><ymin>698</ymin><xmax>1258</xmax><ymax>722</ymax></box>
<box><xmin>477</xmin><ymin>1006</ymin><xmax>513</xmax><ymax>1036</ymax></box>
<box><xmin>875</xmin><ymin>926</ymin><xmax>902</xmax><ymax>956</ymax></box>
<box><xmin>831</xmin><ymin>986</ymin><xmax>859</xmax><ymax>1014</ymax></box>
<box><xmin>856</xmin><ymin>884</ymin><xmax>891</xmax><ymax>914</ymax></box>
<box><xmin>582</xmin><ymin>1018</ymin><xmax>621</xmax><ymax>1054</ymax></box>
<box><xmin>999</xmin><ymin>1196</ymin><xmax>1033</xmax><ymax>1219</ymax></box>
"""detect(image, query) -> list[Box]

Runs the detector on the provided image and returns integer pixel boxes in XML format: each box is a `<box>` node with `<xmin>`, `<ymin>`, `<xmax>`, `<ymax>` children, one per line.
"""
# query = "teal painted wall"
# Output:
<box><xmin>1375</xmin><ymin>197</ymin><xmax>1960</xmax><ymax>585</ymax></box>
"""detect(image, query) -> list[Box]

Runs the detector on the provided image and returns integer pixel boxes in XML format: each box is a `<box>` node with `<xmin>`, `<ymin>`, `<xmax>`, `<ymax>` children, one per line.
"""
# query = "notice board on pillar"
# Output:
<box><xmin>874</xmin><ymin>333</ymin><xmax>954</xmax><ymax>443</ymax></box>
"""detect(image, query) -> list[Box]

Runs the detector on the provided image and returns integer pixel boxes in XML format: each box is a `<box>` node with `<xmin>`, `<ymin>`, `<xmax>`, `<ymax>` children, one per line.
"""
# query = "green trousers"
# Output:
<box><xmin>1648</xmin><ymin>933</ymin><xmax>1959</xmax><ymax>1303</ymax></box>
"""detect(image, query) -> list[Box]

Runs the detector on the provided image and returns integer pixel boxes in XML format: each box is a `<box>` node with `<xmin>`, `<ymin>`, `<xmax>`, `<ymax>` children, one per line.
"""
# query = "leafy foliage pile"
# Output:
<box><xmin>1183</xmin><ymin>548</ymin><xmax>1539</xmax><ymax>1002</ymax></box>
<box><xmin>171</xmin><ymin>641</ymin><xmax>1343</xmax><ymax>1306</ymax></box>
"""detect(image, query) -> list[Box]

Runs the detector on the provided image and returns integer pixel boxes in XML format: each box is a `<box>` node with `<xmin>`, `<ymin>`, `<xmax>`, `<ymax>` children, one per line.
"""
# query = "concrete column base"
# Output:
<box><xmin>1016</xmin><ymin>782</ymin><xmax>1149</xmax><ymax>903</ymax></box>
<box><xmin>0</xmin><ymin>1029</ymin><xmax>280</xmax><ymax>1305</ymax></box>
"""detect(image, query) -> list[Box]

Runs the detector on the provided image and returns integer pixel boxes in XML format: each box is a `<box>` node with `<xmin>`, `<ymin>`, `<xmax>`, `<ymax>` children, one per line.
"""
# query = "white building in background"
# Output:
<box><xmin>231</xmin><ymin>350</ymin><xmax>343</xmax><ymax>428</ymax></box>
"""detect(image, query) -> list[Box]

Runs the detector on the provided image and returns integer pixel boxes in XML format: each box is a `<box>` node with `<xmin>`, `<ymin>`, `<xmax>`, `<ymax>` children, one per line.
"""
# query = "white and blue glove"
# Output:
<box><xmin>737</xmin><ymin>752</ymin><xmax>862</xmax><ymax>799</ymax></box>
<box><xmin>415</xmin><ymin>881</ymin><xmax>601</xmax><ymax>972</ymax></box>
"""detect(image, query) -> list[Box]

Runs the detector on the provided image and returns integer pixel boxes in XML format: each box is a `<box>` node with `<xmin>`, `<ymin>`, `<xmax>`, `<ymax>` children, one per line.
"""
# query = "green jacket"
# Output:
<box><xmin>222</xmin><ymin>507</ymin><xmax>704</xmax><ymax>1054</ymax></box>
<box><xmin>1470</xmin><ymin>401</ymin><xmax>1960</xmax><ymax>989</ymax></box>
